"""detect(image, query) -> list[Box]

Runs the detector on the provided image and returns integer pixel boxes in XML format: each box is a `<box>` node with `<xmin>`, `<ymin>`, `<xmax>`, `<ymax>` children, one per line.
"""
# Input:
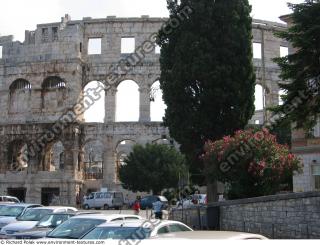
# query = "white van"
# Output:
<box><xmin>83</xmin><ymin>192</ymin><xmax>124</xmax><ymax>210</ymax></box>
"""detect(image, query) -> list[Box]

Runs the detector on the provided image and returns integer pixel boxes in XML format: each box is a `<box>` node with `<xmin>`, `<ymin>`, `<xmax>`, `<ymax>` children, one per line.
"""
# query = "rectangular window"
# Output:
<box><xmin>155</xmin><ymin>45</ymin><xmax>161</xmax><ymax>54</ymax></box>
<box><xmin>280</xmin><ymin>46</ymin><xmax>289</xmax><ymax>57</ymax></box>
<box><xmin>253</xmin><ymin>42</ymin><xmax>262</xmax><ymax>59</ymax></box>
<box><xmin>42</xmin><ymin>28</ymin><xmax>49</xmax><ymax>43</ymax></box>
<box><xmin>88</xmin><ymin>38</ymin><xmax>102</xmax><ymax>55</ymax></box>
<box><xmin>121</xmin><ymin>37</ymin><xmax>135</xmax><ymax>54</ymax></box>
<box><xmin>0</xmin><ymin>46</ymin><xmax>2</xmax><ymax>59</ymax></box>
<box><xmin>312</xmin><ymin>165</ymin><xmax>320</xmax><ymax>190</ymax></box>
<box><xmin>255</xmin><ymin>120</ymin><xmax>260</xmax><ymax>125</ymax></box>
<box><xmin>52</xmin><ymin>27</ymin><xmax>58</xmax><ymax>41</ymax></box>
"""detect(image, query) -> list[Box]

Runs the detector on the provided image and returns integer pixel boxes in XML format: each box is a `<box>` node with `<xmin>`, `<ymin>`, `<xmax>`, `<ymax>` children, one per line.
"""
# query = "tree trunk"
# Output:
<box><xmin>206</xmin><ymin>180</ymin><xmax>218</xmax><ymax>203</ymax></box>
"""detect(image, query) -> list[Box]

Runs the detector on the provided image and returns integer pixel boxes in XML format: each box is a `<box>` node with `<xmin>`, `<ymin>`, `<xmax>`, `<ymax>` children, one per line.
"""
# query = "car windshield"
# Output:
<box><xmin>83</xmin><ymin>227</ymin><xmax>152</xmax><ymax>240</ymax></box>
<box><xmin>17</xmin><ymin>209</ymin><xmax>53</xmax><ymax>221</ymax></box>
<box><xmin>47</xmin><ymin>218</ymin><xmax>105</xmax><ymax>239</ymax></box>
<box><xmin>36</xmin><ymin>214</ymin><xmax>70</xmax><ymax>228</ymax></box>
<box><xmin>0</xmin><ymin>206</ymin><xmax>24</xmax><ymax>217</ymax></box>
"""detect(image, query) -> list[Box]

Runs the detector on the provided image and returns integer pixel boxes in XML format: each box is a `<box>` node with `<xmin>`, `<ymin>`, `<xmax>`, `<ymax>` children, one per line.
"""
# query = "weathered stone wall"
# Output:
<box><xmin>171</xmin><ymin>192</ymin><xmax>320</xmax><ymax>239</ymax></box>
<box><xmin>0</xmin><ymin>15</ymin><xmax>288</xmax><ymax>204</ymax></box>
<box><xmin>219</xmin><ymin>192</ymin><xmax>320</xmax><ymax>239</ymax></box>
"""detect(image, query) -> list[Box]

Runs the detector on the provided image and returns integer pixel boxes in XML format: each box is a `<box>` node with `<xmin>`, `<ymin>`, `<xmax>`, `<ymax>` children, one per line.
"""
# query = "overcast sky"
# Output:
<box><xmin>1</xmin><ymin>0</ymin><xmax>304</xmax><ymax>42</ymax></box>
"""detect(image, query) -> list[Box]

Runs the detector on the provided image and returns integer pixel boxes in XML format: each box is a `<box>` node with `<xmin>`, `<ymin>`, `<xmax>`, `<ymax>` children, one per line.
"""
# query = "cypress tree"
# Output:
<box><xmin>158</xmin><ymin>0</ymin><xmax>255</xmax><ymax>200</ymax></box>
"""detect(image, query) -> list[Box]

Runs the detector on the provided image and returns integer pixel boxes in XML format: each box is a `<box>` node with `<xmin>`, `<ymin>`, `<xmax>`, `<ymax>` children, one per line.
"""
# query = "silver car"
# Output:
<box><xmin>83</xmin><ymin>192</ymin><xmax>124</xmax><ymax>210</ymax></box>
<box><xmin>0</xmin><ymin>206</ymin><xmax>77</xmax><ymax>238</ymax></box>
<box><xmin>81</xmin><ymin>219</ymin><xmax>193</xmax><ymax>239</ymax></box>
<box><xmin>0</xmin><ymin>204</ymin><xmax>42</xmax><ymax>232</ymax></box>
<box><xmin>46</xmin><ymin>214</ymin><xmax>142</xmax><ymax>239</ymax></box>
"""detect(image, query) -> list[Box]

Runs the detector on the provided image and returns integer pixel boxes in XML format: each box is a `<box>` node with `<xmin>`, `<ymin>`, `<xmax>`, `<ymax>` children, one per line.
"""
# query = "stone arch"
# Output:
<box><xmin>9</xmin><ymin>79</ymin><xmax>32</xmax><ymax>113</ymax></box>
<box><xmin>152</xmin><ymin>138</ymin><xmax>172</xmax><ymax>146</ymax></box>
<box><xmin>150</xmin><ymin>80</ymin><xmax>166</xmax><ymax>122</ymax></box>
<box><xmin>38</xmin><ymin>140</ymin><xmax>65</xmax><ymax>172</ymax></box>
<box><xmin>115</xmin><ymin>139</ymin><xmax>136</xmax><ymax>181</ymax></box>
<box><xmin>116</xmin><ymin>80</ymin><xmax>140</xmax><ymax>122</ymax></box>
<box><xmin>255</xmin><ymin>84</ymin><xmax>264</xmax><ymax>111</ymax></box>
<box><xmin>83</xmin><ymin>81</ymin><xmax>105</xmax><ymax>123</ymax></box>
<box><xmin>41</xmin><ymin>76</ymin><xmax>67</xmax><ymax>109</ymax></box>
<box><xmin>279</xmin><ymin>89</ymin><xmax>286</xmax><ymax>105</ymax></box>
<box><xmin>7</xmin><ymin>139</ymin><xmax>29</xmax><ymax>172</ymax></box>
<box><xmin>83</xmin><ymin>139</ymin><xmax>104</xmax><ymax>179</ymax></box>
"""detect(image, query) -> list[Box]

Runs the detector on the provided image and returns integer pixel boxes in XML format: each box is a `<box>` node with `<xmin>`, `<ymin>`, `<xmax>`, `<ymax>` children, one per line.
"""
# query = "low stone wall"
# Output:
<box><xmin>170</xmin><ymin>206</ymin><xmax>208</xmax><ymax>230</ymax></box>
<box><xmin>170</xmin><ymin>191</ymin><xmax>320</xmax><ymax>239</ymax></box>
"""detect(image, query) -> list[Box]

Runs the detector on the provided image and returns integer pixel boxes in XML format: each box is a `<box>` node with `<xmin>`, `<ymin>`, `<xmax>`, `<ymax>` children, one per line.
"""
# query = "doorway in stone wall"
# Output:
<box><xmin>7</xmin><ymin>188</ymin><xmax>26</xmax><ymax>202</ymax></box>
<box><xmin>41</xmin><ymin>188</ymin><xmax>60</xmax><ymax>206</ymax></box>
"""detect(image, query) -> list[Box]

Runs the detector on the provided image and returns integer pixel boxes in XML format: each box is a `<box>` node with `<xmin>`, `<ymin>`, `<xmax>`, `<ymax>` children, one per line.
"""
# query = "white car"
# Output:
<box><xmin>83</xmin><ymin>191</ymin><xmax>124</xmax><ymax>210</ymax></box>
<box><xmin>0</xmin><ymin>206</ymin><xmax>77</xmax><ymax>238</ymax></box>
<box><xmin>46</xmin><ymin>214</ymin><xmax>142</xmax><ymax>239</ymax></box>
<box><xmin>0</xmin><ymin>196</ymin><xmax>20</xmax><ymax>203</ymax></box>
<box><xmin>151</xmin><ymin>231</ymin><xmax>268</xmax><ymax>240</ymax></box>
<box><xmin>81</xmin><ymin>219</ymin><xmax>193</xmax><ymax>239</ymax></box>
<box><xmin>0</xmin><ymin>204</ymin><xmax>42</xmax><ymax>231</ymax></box>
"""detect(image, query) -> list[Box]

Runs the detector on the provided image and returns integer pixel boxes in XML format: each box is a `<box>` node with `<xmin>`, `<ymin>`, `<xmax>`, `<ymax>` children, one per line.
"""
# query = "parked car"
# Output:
<box><xmin>0</xmin><ymin>196</ymin><xmax>20</xmax><ymax>203</ymax></box>
<box><xmin>0</xmin><ymin>204</ymin><xmax>42</xmax><ymax>231</ymax></box>
<box><xmin>176</xmin><ymin>194</ymin><xmax>207</xmax><ymax>208</ymax></box>
<box><xmin>0</xmin><ymin>203</ymin><xmax>11</xmax><ymax>212</ymax></box>
<box><xmin>83</xmin><ymin>191</ymin><xmax>124</xmax><ymax>210</ymax></box>
<box><xmin>46</xmin><ymin>214</ymin><xmax>142</xmax><ymax>239</ymax></box>
<box><xmin>13</xmin><ymin>212</ymin><xmax>76</xmax><ymax>239</ymax></box>
<box><xmin>140</xmin><ymin>196</ymin><xmax>168</xmax><ymax>210</ymax></box>
<box><xmin>81</xmin><ymin>219</ymin><xmax>193</xmax><ymax>239</ymax></box>
<box><xmin>0</xmin><ymin>206</ymin><xmax>77</xmax><ymax>238</ymax></box>
<box><xmin>151</xmin><ymin>231</ymin><xmax>268</xmax><ymax>240</ymax></box>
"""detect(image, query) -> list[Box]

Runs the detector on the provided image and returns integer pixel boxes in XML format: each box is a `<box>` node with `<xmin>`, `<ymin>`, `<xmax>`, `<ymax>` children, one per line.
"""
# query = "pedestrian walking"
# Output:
<box><xmin>152</xmin><ymin>199</ymin><xmax>163</xmax><ymax>219</ymax></box>
<box><xmin>133</xmin><ymin>196</ymin><xmax>141</xmax><ymax>215</ymax></box>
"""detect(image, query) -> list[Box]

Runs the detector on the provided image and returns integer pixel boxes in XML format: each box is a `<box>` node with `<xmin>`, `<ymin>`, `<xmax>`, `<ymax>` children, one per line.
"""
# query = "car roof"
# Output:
<box><xmin>152</xmin><ymin>231</ymin><xmax>268</xmax><ymax>240</ymax></box>
<box><xmin>0</xmin><ymin>202</ymin><xmax>14</xmax><ymax>205</ymax></box>
<box><xmin>4</xmin><ymin>203</ymin><xmax>41</xmax><ymax>207</ymax></box>
<box><xmin>31</xmin><ymin>206</ymin><xmax>75</xmax><ymax>210</ymax></box>
<box><xmin>43</xmin><ymin>212</ymin><xmax>76</xmax><ymax>216</ymax></box>
<box><xmin>95</xmin><ymin>219</ymin><xmax>188</xmax><ymax>228</ymax></box>
<box><xmin>70</xmin><ymin>214</ymin><xmax>142</xmax><ymax>220</ymax></box>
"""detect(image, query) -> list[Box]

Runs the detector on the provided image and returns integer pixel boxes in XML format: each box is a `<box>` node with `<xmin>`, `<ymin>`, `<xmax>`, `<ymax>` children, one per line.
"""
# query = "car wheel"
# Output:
<box><xmin>104</xmin><ymin>204</ymin><xmax>109</xmax><ymax>210</ymax></box>
<box><xmin>84</xmin><ymin>204</ymin><xmax>89</xmax><ymax>210</ymax></box>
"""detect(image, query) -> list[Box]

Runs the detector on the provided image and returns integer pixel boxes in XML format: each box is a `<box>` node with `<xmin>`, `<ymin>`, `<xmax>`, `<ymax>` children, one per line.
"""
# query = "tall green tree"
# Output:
<box><xmin>119</xmin><ymin>144</ymin><xmax>187</xmax><ymax>195</ymax></box>
<box><xmin>158</xmin><ymin>0</ymin><xmax>255</xmax><ymax>200</ymax></box>
<box><xmin>273</xmin><ymin>0</ymin><xmax>320</xmax><ymax>131</ymax></box>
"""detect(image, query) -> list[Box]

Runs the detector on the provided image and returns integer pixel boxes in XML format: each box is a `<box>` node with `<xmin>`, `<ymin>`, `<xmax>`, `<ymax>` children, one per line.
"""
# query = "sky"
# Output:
<box><xmin>0</xmin><ymin>0</ymin><xmax>305</xmax><ymax>42</ymax></box>
<box><xmin>0</xmin><ymin>0</ymin><xmax>305</xmax><ymax>122</ymax></box>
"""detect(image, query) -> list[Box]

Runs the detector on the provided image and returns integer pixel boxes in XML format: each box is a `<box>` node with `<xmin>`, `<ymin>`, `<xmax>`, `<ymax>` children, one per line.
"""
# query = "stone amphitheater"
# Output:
<box><xmin>0</xmin><ymin>14</ymin><xmax>288</xmax><ymax>205</ymax></box>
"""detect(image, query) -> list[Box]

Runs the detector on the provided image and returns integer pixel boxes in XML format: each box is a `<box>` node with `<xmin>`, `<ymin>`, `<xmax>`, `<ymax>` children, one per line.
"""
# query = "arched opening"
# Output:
<box><xmin>41</xmin><ymin>76</ymin><xmax>67</xmax><ymax>109</ymax></box>
<box><xmin>9</xmin><ymin>79</ymin><xmax>32</xmax><ymax>113</ymax></box>
<box><xmin>83</xmin><ymin>81</ymin><xmax>105</xmax><ymax>122</ymax></box>
<box><xmin>279</xmin><ymin>89</ymin><xmax>286</xmax><ymax>105</ymax></box>
<box><xmin>7</xmin><ymin>140</ymin><xmax>29</xmax><ymax>172</ymax></box>
<box><xmin>254</xmin><ymin>84</ymin><xmax>264</xmax><ymax>111</ymax></box>
<box><xmin>84</xmin><ymin>140</ymin><xmax>104</xmax><ymax>179</ymax></box>
<box><xmin>39</xmin><ymin>141</ymin><xmax>64</xmax><ymax>172</ymax></box>
<box><xmin>152</xmin><ymin>138</ymin><xmax>172</xmax><ymax>146</ymax></box>
<box><xmin>150</xmin><ymin>81</ymin><xmax>166</xmax><ymax>121</ymax></box>
<box><xmin>116</xmin><ymin>80</ymin><xmax>139</xmax><ymax>122</ymax></box>
<box><xmin>115</xmin><ymin>140</ymin><xmax>136</xmax><ymax>182</ymax></box>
